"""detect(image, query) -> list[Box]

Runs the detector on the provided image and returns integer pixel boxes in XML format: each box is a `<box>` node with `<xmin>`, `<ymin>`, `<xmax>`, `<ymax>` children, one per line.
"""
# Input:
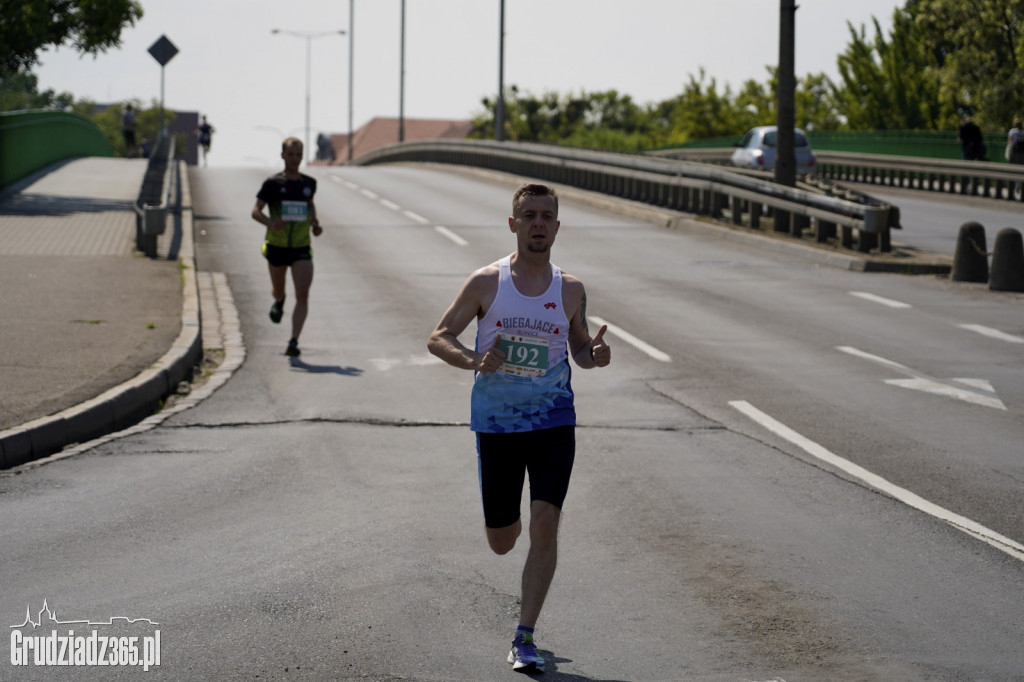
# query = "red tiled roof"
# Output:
<box><xmin>324</xmin><ymin>117</ymin><xmax>475</xmax><ymax>165</ymax></box>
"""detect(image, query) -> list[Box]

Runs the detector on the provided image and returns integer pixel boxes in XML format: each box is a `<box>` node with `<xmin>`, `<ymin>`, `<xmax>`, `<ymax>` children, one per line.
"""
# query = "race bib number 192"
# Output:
<box><xmin>497</xmin><ymin>334</ymin><xmax>549</xmax><ymax>377</ymax></box>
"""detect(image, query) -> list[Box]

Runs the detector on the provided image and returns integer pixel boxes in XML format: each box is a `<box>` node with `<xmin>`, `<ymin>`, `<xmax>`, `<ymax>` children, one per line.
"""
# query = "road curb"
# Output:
<box><xmin>0</xmin><ymin>161</ymin><xmax>202</xmax><ymax>470</ymax></box>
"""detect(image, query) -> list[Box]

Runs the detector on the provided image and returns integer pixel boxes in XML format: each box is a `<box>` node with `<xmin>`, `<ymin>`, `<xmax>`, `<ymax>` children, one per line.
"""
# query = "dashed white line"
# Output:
<box><xmin>849</xmin><ymin>291</ymin><xmax>912</xmax><ymax>308</ymax></box>
<box><xmin>434</xmin><ymin>225</ymin><xmax>468</xmax><ymax>246</ymax></box>
<box><xmin>328</xmin><ymin>176</ymin><xmax>359</xmax><ymax>191</ymax></box>
<box><xmin>380</xmin><ymin>199</ymin><xmax>401</xmax><ymax>212</ymax></box>
<box><xmin>403</xmin><ymin>210</ymin><xmax>429</xmax><ymax>224</ymax></box>
<box><xmin>729</xmin><ymin>400</ymin><xmax>1024</xmax><ymax>563</ymax></box>
<box><xmin>587</xmin><ymin>316</ymin><xmax>671</xmax><ymax>363</ymax></box>
<box><xmin>958</xmin><ymin>323</ymin><xmax>1024</xmax><ymax>344</ymax></box>
<box><xmin>836</xmin><ymin>345</ymin><xmax>908</xmax><ymax>371</ymax></box>
<box><xmin>359</xmin><ymin>188</ymin><xmax>379</xmax><ymax>200</ymax></box>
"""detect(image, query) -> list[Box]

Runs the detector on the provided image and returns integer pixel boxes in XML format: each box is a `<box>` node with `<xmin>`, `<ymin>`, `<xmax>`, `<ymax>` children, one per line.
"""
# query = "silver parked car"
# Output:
<box><xmin>730</xmin><ymin>126</ymin><xmax>817</xmax><ymax>172</ymax></box>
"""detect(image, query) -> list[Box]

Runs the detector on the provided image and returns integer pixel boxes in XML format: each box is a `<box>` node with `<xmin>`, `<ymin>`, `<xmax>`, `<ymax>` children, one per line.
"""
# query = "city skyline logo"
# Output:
<box><xmin>9</xmin><ymin>600</ymin><xmax>161</xmax><ymax>671</ymax></box>
<box><xmin>11</xmin><ymin>599</ymin><xmax>159</xmax><ymax>629</ymax></box>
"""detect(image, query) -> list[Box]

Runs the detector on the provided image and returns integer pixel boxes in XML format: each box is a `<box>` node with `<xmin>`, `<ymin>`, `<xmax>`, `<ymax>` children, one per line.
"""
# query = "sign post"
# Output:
<box><xmin>147</xmin><ymin>35</ymin><xmax>179</xmax><ymax>134</ymax></box>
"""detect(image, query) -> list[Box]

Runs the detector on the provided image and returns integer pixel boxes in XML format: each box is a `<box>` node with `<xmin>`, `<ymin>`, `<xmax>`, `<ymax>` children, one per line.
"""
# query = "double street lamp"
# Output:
<box><xmin>271</xmin><ymin>28</ymin><xmax>346</xmax><ymax>163</ymax></box>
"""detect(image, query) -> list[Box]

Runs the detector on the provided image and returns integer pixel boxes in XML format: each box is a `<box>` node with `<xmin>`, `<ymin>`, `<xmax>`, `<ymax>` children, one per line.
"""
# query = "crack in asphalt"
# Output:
<box><xmin>166</xmin><ymin>417</ymin><xmax>728</xmax><ymax>432</ymax></box>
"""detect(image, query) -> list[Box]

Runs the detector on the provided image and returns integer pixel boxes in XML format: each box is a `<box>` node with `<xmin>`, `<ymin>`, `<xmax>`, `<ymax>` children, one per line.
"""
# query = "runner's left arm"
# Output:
<box><xmin>566</xmin><ymin>279</ymin><xmax>610</xmax><ymax>369</ymax></box>
<box><xmin>309</xmin><ymin>199</ymin><xmax>322</xmax><ymax>236</ymax></box>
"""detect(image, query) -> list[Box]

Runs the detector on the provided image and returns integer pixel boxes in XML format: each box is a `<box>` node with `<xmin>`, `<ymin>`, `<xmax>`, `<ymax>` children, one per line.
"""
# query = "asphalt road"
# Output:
<box><xmin>2</xmin><ymin>163</ymin><xmax>1022</xmax><ymax>681</ymax></box>
<box><xmin>848</xmin><ymin>180</ymin><xmax>1024</xmax><ymax>257</ymax></box>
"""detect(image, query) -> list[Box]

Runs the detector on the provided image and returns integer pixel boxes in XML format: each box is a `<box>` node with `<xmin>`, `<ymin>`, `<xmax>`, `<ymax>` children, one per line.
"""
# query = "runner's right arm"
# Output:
<box><xmin>251</xmin><ymin>199</ymin><xmax>284</xmax><ymax>230</ymax></box>
<box><xmin>428</xmin><ymin>268</ymin><xmax>504</xmax><ymax>373</ymax></box>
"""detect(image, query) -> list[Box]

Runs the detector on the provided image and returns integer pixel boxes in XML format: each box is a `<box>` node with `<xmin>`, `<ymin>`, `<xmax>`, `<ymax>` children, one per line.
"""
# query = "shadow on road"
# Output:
<box><xmin>288</xmin><ymin>357</ymin><xmax>364</xmax><ymax>376</ymax></box>
<box><xmin>539</xmin><ymin>651</ymin><xmax>631</xmax><ymax>681</ymax></box>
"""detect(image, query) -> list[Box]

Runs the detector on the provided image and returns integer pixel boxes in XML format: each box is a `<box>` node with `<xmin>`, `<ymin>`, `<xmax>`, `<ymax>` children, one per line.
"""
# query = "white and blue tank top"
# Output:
<box><xmin>471</xmin><ymin>255</ymin><xmax>575</xmax><ymax>433</ymax></box>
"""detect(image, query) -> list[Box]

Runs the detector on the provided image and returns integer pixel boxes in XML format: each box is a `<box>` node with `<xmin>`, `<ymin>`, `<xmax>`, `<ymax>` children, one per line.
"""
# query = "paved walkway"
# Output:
<box><xmin>0</xmin><ymin>157</ymin><xmax>203</xmax><ymax>468</ymax></box>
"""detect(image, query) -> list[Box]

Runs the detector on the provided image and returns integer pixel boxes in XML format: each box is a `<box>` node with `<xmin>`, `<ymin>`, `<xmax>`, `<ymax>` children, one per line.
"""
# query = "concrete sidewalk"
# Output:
<box><xmin>0</xmin><ymin>157</ymin><xmax>202</xmax><ymax>468</ymax></box>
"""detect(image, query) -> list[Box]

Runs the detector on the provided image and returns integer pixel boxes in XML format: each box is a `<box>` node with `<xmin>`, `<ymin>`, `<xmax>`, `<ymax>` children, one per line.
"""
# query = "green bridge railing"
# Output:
<box><xmin>0</xmin><ymin>110</ymin><xmax>113</xmax><ymax>190</ymax></box>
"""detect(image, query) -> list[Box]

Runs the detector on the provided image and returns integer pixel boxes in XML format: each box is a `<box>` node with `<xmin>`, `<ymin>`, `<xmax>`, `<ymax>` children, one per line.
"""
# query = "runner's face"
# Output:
<box><xmin>510</xmin><ymin>194</ymin><xmax>559</xmax><ymax>253</ymax></box>
<box><xmin>282</xmin><ymin>144</ymin><xmax>303</xmax><ymax>172</ymax></box>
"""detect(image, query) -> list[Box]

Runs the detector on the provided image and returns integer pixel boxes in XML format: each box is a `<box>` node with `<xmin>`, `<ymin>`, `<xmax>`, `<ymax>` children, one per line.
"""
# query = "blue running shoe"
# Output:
<box><xmin>507</xmin><ymin>631</ymin><xmax>544</xmax><ymax>674</ymax></box>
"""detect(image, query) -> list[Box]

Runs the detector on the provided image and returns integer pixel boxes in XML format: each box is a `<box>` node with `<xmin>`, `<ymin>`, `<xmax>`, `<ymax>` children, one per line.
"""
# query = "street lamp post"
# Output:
<box><xmin>271</xmin><ymin>28</ymin><xmax>346</xmax><ymax>163</ymax></box>
<box><xmin>398</xmin><ymin>0</ymin><xmax>405</xmax><ymax>143</ymax></box>
<box><xmin>348</xmin><ymin>0</ymin><xmax>355</xmax><ymax>162</ymax></box>
<box><xmin>496</xmin><ymin>0</ymin><xmax>505</xmax><ymax>142</ymax></box>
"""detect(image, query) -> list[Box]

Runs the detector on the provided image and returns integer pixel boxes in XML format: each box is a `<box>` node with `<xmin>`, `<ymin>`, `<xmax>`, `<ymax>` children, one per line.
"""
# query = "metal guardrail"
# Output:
<box><xmin>651</xmin><ymin>147</ymin><xmax>1024</xmax><ymax>202</ymax></box>
<box><xmin>816</xmin><ymin>151</ymin><xmax>1024</xmax><ymax>201</ymax></box>
<box><xmin>352</xmin><ymin>139</ymin><xmax>896</xmax><ymax>253</ymax></box>
<box><xmin>134</xmin><ymin>133</ymin><xmax>176</xmax><ymax>258</ymax></box>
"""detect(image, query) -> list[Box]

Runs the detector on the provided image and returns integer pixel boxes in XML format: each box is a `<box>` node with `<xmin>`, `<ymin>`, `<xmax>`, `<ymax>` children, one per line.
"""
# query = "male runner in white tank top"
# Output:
<box><xmin>428</xmin><ymin>183</ymin><xmax>611</xmax><ymax>674</ymax></box>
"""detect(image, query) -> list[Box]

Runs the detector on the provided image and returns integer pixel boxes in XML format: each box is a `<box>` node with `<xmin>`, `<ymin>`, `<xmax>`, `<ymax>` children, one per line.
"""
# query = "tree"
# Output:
<box><xmin>907</xmin><ymin>0</ymin><xmax>1024</xmax><ymax>128</ymax></box>
<box><xmin>0</xmin><ymin>69</ymin><xmax>74</xmax><ymax>111</ymax></box>
<box><xmin>0</xmin><ymin>0</ymin><xmax>143</xmax><ymax>74</ymax></box>
<box><xmin>74</xmin><ymin>99</ymin><xmax>176</xmax><ymax>157</ymax></box>
<box><xmin>834</xmin><ymin>12</ymin><xmax>946</xmax><ymax>130</ymax></box>
<box><xmin>795</xmin><ymin>72</ymin><xmax>846</xmax><ymax>131</ymax></box>
<box><xmin>655</xmin><ymin>70</ymin><xmax>751</xmax><ymax>146</ymax></box>
<box><xmin>472</xmin><ymin>86</ymin><xmax>656</xmax><ymax>151</ymax></box>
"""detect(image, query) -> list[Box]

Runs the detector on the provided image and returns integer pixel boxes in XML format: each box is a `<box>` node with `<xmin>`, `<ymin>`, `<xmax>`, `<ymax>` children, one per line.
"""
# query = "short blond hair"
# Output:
<box><xmin>282</xmin><ymin>137</ymin><xmax>303</xmax><ymax>153</ymax></box>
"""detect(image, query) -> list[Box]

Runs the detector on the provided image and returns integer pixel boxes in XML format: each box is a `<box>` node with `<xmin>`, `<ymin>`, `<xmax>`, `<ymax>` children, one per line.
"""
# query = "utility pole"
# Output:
<box><xmin>776</xmin><ymin>0</ymin><xmax>797</xmax><ymax>189</ymax></box>
<box><xmin>348</xmin><ymin>0</ymin><xmax>355</xmax><ymax>162</ymax></box>
<box><xmin>496</xmin><ymin>0</ymin><xmax>506</xmax><ymax>142</ymax></box>
<box><xmin>775</xmin><ymin>0</ymin><xmax>797</xmax><ymax>235</ymax></box>
<box><xmin>398</xmin><ymin>0</ymin><xmax>405</xmax><ymax>143</ymax></box>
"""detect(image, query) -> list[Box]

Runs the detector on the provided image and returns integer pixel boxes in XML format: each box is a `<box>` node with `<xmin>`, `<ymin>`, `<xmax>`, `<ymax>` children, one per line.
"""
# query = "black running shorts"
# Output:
<box><xmin>262</xmin><ymin>244</ymin><xmax>312</xmax><ymax>267</ymax></box>
<box><xmin>475</xmin><ymin>425</ymin><xmax>575</xmax><ymax>529</ymax></box>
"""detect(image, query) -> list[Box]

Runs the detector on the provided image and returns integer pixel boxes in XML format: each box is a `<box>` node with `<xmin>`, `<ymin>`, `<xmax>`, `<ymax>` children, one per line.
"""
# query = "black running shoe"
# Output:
<box><xmin>285</xmin><ymin>339</ymin><xmax>301</xmax><ymax>357</ymax></box>
<box><xmin>269</xmin><ymin>298</ymin><xmax>285</xmax><ymax>324</ymax></box>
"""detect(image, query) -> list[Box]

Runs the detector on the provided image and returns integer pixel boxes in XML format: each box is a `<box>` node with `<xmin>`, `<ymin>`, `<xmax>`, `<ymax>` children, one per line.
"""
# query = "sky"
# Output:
<box><xmin>31</xmin><ymin>1</ymin><xmax>904</xmax><ymax>168</ymax></box>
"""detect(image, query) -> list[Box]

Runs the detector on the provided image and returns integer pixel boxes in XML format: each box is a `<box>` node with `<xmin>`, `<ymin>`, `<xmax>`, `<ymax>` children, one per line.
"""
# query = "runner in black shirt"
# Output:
<box><xmin>250</xmin><ymin>138</ymin><xmax>322</xmax><ymax>357</ymax></box>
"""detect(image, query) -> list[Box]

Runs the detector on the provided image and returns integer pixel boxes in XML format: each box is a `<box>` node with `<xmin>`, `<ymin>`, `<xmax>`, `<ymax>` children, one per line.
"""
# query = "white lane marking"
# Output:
<box><xmin>836</xmin><ymin>345</ymin><xmax>910</xmax><ymax>370</ymax></box>
<box><xmin>837</xmin><ymin>346</ymin><xmax>1005</xmax><ymax>409</ymax></box>
<box><xmin>380</xmin><ymin>199</ymin><xmax>401</xmax><ymax>212</ymax></box>
<box><xmin>434</xmin><ymin>225</ymin><xmax>468</xmax><ymax>247</ymax></box>
<box><xmin>371</xmin><ymin>354</ymin><xmax>444</xmax><ymax>371</ymax></box>
<box><xmin>588</xmin><ymin>316</ymin><xmax>671</xmax><ymax>363</ymax></box>
<box><xmin>329</xmin><ymin>175</ymin><xmax>359</xmax><ymax>191</ymax></box>
<box><xmin>403</xmin><ymin>210</ymin><xmax>429</xmax><ymax>224</ymax></box>
<box><xmin>958</xmin><ymin>323</ymin><xmax>1024</xmax><ymax>344</ymax></box>
<box><xmin>849</xmin><ymin>291</ymin><xmax>912</xmax><ymax>308</ymax></box>
<box><xmin>884</xmin><ymin>378</ymin><xmax>1005</xmax><ymax>410</ymax></box>
<box><xmin>729</xmin><ymin>400</ymin><xmax>1024</xmax><ymax>563</ymax></box>
<box><xmin>359</xmin><ymin>188</ymin><xmax>378</xmax><ymax>200</ymax></box>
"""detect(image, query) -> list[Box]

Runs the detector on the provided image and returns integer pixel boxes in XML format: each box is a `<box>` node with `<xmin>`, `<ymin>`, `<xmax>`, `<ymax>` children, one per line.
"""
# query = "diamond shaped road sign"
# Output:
<box><xmin>148</xmin><ymin>35</ymin><xmax>179</xmax><ymax>67</ymax></box>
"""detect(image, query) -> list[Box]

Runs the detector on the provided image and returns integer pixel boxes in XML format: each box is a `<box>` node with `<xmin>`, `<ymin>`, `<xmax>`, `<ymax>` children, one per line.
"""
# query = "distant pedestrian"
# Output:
<box><xmin>958</xmin><ymin>115</ymin><xmax>986</xmax><ymax>161</ymax></box>
<box><xmin>316</xmin><ymin>133</ymin><xmax>335</xmax><ymax>162</ymax></box>
<box><xmin>195</xmin><ymin>115</ymin><xmax>215</xmax><ymax>166</ymax></box>
<box><xmin>250</xmin><ymin>138</ymin><xmax>322</xmax><ymax>357</ymax></box>
<box><xmin>1006</xmin><ymin>118</ymin><xmax>1024</xmax><ymax>165</ymax></box>
<box><xmin>121</xmin><ymin>104</ymin><xmax>137</xmax><ymax>157</ymax></box>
